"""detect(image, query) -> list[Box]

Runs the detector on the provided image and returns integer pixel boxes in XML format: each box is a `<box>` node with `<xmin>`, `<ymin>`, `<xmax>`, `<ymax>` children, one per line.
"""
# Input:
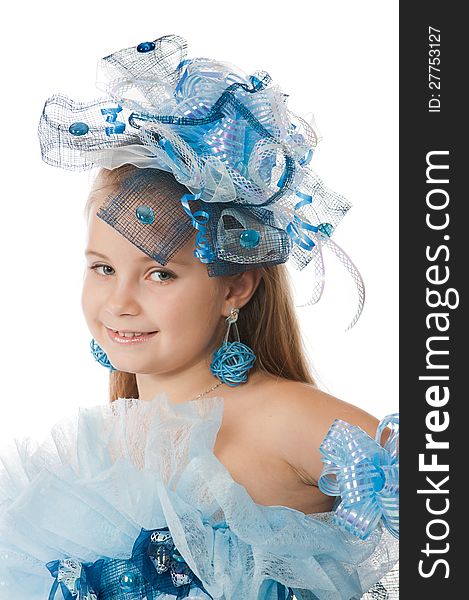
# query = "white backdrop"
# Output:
<box><xmin>0</xmin><ymin>1</ymin><xmax>398</xmax><ymax>443</ymax></box>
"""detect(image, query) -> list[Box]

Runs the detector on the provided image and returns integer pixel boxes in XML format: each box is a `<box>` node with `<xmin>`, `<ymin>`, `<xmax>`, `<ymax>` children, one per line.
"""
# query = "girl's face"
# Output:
<box><xmin>81</xmin><ymin>190</ymin><xmax>227</xmax><ymax>377</ymax></box>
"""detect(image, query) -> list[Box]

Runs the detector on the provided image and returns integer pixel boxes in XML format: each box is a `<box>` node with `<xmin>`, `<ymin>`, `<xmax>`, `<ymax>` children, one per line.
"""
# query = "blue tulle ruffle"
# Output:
<box><xmin>0</xmin><ymin>394</ymin><xmax>398</xmax><ymax>599</ymax></box>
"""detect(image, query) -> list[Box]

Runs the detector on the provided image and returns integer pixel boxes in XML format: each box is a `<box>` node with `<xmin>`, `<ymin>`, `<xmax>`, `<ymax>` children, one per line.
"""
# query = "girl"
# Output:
<box><xmin>0</xmin><ymin>35</ymin><xmax>399</xmax><ymax>599</ymax></box>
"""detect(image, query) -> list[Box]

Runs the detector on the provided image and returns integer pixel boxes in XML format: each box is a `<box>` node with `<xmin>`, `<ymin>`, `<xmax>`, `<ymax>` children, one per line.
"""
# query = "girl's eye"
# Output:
<box><xmin>149</xmin><ymin>270</ymin><xmax>174</xmax><ymax>283</ymax></box>
<box><xmin>90</xmin><ymin>264</ymin><xmax>114</xmax><ymax>276</ymax></box>
<box><xmin>89</xmin><ymin>264</ymin><xmax>174</xmax><ymax>283</ymax></box>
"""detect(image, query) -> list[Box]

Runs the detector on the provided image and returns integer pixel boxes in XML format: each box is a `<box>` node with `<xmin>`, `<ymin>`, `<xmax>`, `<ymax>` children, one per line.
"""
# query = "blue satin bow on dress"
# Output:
<box><xmin>318</xmin><ymin>413</ymin><xmax>399</xmax><ymax>541</ymax></box>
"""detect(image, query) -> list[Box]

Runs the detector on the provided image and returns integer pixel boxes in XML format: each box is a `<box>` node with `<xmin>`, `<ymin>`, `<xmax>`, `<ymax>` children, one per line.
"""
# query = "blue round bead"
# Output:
<box><xmin>239</xmin><ymin>229</ymin><xmax>261</xmax><ymax>249</ymax></box>
<box><xmin>136</xmin><ymin>204</ymin><xmax>155</xmax><ymax>225</ymax></box>
<box><xmin>318</xmin><ymin>222</ymin><xmax>333</xmax><ymax>237</ymax></box>
<box><xmin>137</xmin><ymin>41</ymin><xmax>156</xmax><ymax>53</ymax></box>
<box><xmin>68</xmin><ymin>122</ymin><xmax>89</xmax><ymax>136</ymax></box>
<box><xmin>119</xmin><ymin>571</ymin><xmax>138</xmax><ymax>591</ymax></box>
<box><xmin>171</xmin><ymin>550</ymin><xmax>186</xmax><ymax>563</ymax></box>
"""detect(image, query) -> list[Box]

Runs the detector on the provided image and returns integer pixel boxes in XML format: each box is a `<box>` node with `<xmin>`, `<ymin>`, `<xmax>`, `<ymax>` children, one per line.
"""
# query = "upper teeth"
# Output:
<box><xmin>114</xmin><ymin>330</ymin><xmax>145</xmax><ymax>337</ymax></box>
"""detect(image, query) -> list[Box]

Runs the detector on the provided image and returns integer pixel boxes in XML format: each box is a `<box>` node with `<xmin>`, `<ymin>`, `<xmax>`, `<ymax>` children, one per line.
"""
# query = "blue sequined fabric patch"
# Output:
<box><xmin>45</xmin><ymin>526</ymin><xmax>296</xmax><ymax>599</ymax></box>
<box><xmin>46</xmin><ymin>527</ymin><xmax>212</xmax><ymax>599</ymax></box>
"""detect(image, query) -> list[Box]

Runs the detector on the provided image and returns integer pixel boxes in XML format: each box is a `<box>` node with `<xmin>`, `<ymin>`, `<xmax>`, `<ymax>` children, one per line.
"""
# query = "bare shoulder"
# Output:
<box><xmin>255</xmin><ymin>377</ymin><xmax>389</xmax><ymax>487</ymax></box>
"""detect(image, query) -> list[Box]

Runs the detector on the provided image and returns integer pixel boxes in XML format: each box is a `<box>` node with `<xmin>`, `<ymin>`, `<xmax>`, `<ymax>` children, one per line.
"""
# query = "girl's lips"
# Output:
<box><xmin>106</xmin><ymin>328</ymin><xmax>158</xmax><ymax>344</ymax></box>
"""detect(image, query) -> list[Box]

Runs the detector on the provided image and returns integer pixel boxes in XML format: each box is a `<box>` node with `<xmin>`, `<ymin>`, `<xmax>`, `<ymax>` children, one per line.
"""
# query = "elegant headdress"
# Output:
<box><xmin>38</xmin><ymin>34</ymin><xmax>365</xmax><ymax>329</ymax></box>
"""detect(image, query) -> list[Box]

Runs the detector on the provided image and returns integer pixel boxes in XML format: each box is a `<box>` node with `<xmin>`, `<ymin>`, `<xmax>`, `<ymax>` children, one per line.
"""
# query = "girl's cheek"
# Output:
<box><xmin>81</xmin><ymin>282</ymin><xmax>100</xmax><ymax>318</ymax></box>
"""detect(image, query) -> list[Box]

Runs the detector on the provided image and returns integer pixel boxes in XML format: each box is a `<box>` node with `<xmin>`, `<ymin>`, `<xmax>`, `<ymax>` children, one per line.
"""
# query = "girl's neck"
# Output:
<box><xmin>136</xmin><ymin>365</ymin><xmax>266</xmax><ymax>405</ymax></box>
<box><xmin>136</xmin><ymin>360</ymin><xmax>222</xmax><ymax>405</ymax></box>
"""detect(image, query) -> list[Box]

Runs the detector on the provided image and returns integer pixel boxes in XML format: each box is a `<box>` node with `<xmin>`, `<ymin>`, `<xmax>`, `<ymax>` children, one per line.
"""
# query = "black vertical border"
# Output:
<box><xmin>401</xmin><ymin>3</ymin><xmax>465</xmax><ymax>596</ymax></box>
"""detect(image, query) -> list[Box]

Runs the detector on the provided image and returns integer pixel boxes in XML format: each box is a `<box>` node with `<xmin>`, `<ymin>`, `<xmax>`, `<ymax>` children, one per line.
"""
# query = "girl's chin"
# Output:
<box><xmin>105</xmin><ymin>355</ymin><xmax>164</xmax><ymax>375</ymax></box>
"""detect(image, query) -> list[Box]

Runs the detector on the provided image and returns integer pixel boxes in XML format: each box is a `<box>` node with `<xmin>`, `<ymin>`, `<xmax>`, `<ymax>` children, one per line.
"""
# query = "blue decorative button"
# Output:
<box><xmin>119</xmin><ymin>571</ymin><xmax>138</xmax><ymax>591</ymax></box>
<box><xmin>239</xmin><ymin>229</ymin><xmax>261</xmax><ymax>248</ymax></box>
<box><xmin>137</xmin><ymin>41</ymin><xmax>156</xmax><ymax>53</ymax></box>
<box><xmin>136</xmin><ymin>204</ymin><xmax>155</xmax><ymax>224</ymax></box>
<box><xmin>68</xmin><ymin>122</ymin><xmax>89</xmax><ymax>136</ymax></box>
<box><xmin>373</xmin><ymin>465</ymin><xmax>386</xmax><ymax>493</ymax></box>
<box><xmin>318</xmin><ymin>222</ymin><xmax>333</xmax><ymax>237</ymax></box>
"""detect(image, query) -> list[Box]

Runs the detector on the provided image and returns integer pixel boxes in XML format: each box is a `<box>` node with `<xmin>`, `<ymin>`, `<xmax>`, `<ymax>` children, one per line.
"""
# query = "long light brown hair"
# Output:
<box><xmin>85</xmin><ymin>164</ymin><xmax>316</xmax><ymax>402</ymax></box>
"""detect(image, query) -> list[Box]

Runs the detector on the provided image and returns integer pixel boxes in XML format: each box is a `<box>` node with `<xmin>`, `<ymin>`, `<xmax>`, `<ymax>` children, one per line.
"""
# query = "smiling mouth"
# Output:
<box><xmin>105</xmin><ymin>327</ymin><xmax>158</xmax><ymax>344</ymax></box>
<box><xmin>107</xmin><ymin>327</ymin><xmax>157</xmax><ymax>335</ymax></box>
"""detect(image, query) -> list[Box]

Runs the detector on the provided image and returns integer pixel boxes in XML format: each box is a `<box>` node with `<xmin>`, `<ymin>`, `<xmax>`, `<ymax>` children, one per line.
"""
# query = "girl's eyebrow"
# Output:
<box><xmin>85</xmin><ymin>249</ymin><xmax>186</xmax><ymax>266</ymax></box>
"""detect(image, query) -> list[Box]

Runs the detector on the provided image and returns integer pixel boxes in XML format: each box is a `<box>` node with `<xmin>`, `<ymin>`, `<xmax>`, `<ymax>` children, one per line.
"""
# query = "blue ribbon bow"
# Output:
<box><xmin>318</xmin><ymin>413</ymin><xmax>399</xmax><ymax>540</ymax></box>
<box><xmin>45</xmin><ymin>557</ymin><xmax>101</xmax><ymax>599</ymax></box>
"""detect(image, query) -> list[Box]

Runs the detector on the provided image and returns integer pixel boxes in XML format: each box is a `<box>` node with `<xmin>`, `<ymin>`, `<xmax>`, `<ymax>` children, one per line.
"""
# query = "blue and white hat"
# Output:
<box><xmin>38</xmin><ymin>34</ymin><xmax>365</xmax><ymax>328</ymax></box>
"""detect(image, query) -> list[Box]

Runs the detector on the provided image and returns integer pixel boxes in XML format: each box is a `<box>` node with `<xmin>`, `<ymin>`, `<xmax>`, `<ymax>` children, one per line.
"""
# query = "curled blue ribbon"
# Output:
<box><xmin>101</xmin><ymin>105</ymin><xmax>126</xmax><ymax>136</ymax></box>
<box><xmin>178</xmin><ymin>189</ymin><xmax>215</xmax><ymax>263</ymax></box>
<box><xmin>318</xmin><ymin>413</ymin><xmax>399</xmax><ymax>541</ymax></box>
<box><xmin>285</xmin><ymin>191</ymin><xmax>321</xmax><ymax>251</ymax></box>
<box><xmin>151</xmin><ymin>131</ymin><xmax>215</xmax><ymax>263</ymax></box>
<box><xmin>174</xmin><ymin>59</ymin><xmax>192</xmax><ymax>96</ymax></box>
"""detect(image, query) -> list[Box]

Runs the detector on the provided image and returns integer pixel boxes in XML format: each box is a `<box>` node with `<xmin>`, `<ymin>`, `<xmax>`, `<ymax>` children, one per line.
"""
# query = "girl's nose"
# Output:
<box><xmin>105</xmin><ymin>281</ymin><xmax>141</xmax><ymax>316</ymax></box>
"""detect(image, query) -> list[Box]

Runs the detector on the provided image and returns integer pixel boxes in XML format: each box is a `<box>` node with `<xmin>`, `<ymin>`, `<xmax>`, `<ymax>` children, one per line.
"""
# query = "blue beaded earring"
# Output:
<box><xmin>210</xmin><ymin>307</ymin><xmax>256</xmax><ymax>386</ymax></box>
<box><xmin>90</xmin><ymin>338</ymin><xmax>117</xmax><ymax>372</ymax></box>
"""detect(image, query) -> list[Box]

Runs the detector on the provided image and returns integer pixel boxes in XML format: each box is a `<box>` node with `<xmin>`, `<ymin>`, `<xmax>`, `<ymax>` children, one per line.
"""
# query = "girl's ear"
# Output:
<box><xmin>221</xmin><ymin>270</ymin><xmax>262</xmax><ymax>316</ymax></box>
